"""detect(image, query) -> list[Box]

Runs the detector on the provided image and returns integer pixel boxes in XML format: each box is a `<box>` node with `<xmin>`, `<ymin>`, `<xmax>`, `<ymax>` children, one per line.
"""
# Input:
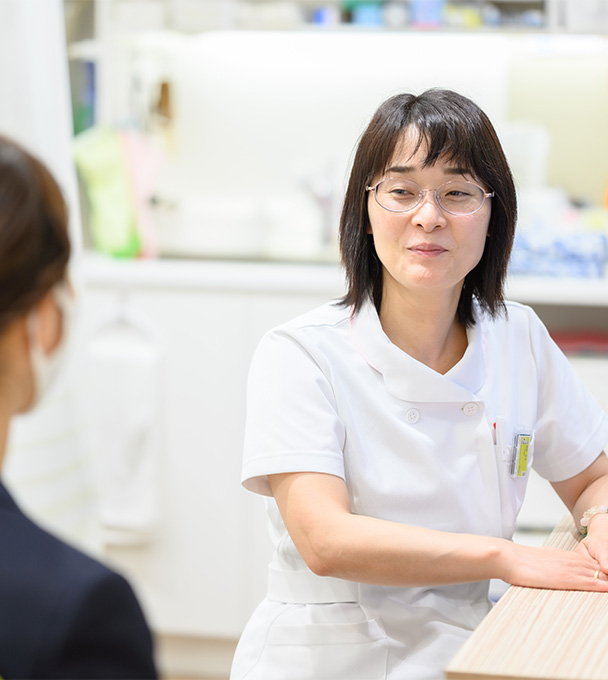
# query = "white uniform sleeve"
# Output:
<box><xmin>241</xmin><ymin>329</ymin><xmax>346</xmax><ymax>497</ymax></box>
<box><xmin>529</xmin><ymin>309</ymin><xmax>608</xmax><ymax>482</ymax></box>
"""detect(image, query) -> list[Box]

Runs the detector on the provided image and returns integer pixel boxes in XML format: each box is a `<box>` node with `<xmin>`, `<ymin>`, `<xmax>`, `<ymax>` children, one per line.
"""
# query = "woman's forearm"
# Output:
<box><xmin>571</xmin><ymin>475</ymin><xmax>608</xmax><ymax>537</ymax></box>
<box><xmin>271</xmin><ymin>471</ymin><xmax>608</xmax><ymax>592</ymax></box>
<box><xmin>307</xmin><ymin>510</ymin><xmax>508</xmax><ymax>586</ymax></box>
<box><xmin>552</xmin><ymin>453</ymin><xmax>608</xmax><ymax>532</ymax></box>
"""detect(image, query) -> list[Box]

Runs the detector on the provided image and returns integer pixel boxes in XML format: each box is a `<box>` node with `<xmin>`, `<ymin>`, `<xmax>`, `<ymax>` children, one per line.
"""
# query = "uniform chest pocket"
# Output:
<box><xmin>494</xmin><ymin>419</ymin><xmax>535</xmax><ymax>537</ymax></box>
<box><xmin>255</xmin><ymin>617</ymin><xmax>388</xmax><ymax>680</ymax></box>
<box><xmin>494</xmin><ymin>418</ymin><xmax>534</xmax><ymax>479</ymax></box>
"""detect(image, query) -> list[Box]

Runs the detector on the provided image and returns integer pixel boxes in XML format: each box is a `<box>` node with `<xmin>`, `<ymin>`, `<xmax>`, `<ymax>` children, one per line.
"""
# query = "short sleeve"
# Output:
<box><xmin>241</xmin><ymin>330</ymin><xmax>346</xmax><ymax>496</ymax></box>
<box><xmin>529</xmin><ymin>311</ymin><xmax>608</xmax><ymax>482</ymax></box>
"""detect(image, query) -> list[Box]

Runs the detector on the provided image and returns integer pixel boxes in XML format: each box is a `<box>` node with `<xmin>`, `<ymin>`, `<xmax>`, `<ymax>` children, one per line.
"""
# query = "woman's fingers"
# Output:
<box><xmin>593</xmin><ymin>567</ymin><xmax>608</xmax><ymax>582</ymax></box>
<box><xmin>576</xmin><ymin>539</ymin><xmax>608</xmax><ymax>578</ymax></box>
<box><xmin>507</xmin><ymin>544</ymin><xmax>608</xmax><ymax>592</ymax></box>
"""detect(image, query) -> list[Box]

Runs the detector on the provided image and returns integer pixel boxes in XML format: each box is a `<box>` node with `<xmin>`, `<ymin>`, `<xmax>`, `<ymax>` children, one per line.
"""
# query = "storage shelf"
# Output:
<box><xmin>506</xmin><ymin>275</ymin><xmax>608</xmax><ymax>306</ymax></box>
<box><xmin>80</xmin><ymin>253</ymin><xmax>608</xmax><ymax>306</ymax></box>
<box><xmin>78</xmin><ymin>252</ymin><xmax>346</xmax><ymax>295</ymax></box>
<box><xmin>67</xmin><ymin>39</ymin><xmax>100</xmax><ymax>61</ymax></box>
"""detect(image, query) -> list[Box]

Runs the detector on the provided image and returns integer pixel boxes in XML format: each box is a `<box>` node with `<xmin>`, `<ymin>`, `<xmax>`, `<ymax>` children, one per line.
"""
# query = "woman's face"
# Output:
<box><xmin>367</xmin><ymin>130</ymin><xmax>492</xmax><ymax>309</ymax></box>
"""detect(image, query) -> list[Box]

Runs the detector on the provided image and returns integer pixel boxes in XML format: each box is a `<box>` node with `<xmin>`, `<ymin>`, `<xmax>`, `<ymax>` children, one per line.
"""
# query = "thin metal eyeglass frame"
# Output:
<box><xmin>365</xmin><ymin>178</ymin><xmax>495</xmax><ymax>216</ymax></box>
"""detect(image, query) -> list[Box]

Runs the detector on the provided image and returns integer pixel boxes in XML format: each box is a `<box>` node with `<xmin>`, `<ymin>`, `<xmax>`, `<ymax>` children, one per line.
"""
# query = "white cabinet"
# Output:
<box><xmin>80</xmin><ymin>255</ymin><xmax>345</xmax><ymax>637</ymax></box>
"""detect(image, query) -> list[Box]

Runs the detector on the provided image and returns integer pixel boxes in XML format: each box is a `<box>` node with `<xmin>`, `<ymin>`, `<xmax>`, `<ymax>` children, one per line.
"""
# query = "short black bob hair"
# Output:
<box><xmin>339</xmin><ymin>88</ymin><xmax>517</xmax><ymax>327</ymax></box>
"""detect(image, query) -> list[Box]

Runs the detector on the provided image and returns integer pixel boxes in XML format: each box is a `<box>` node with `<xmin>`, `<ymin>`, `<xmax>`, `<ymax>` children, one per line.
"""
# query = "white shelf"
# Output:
<box><xmin>79</xmin><ymin>253</ymin><xmax>608</xmax><ymax>307</ymax></box>
<box><xmin>78</xmin><ymin>252</ymin><xmax>346</xmax><ymax>295</ymax></box>
<box><xmin>506</xmin><ymin>275</ymin><xmax>608</xmax><ymax>306</ymax></box>
<box><xmin>67</xmin><ymin>39</ymin><xmax>100</xmax><ymax>61</ymax></box>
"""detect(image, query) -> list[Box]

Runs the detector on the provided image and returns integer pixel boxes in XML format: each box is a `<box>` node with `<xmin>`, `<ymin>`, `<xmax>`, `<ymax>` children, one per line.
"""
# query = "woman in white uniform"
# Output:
<box><xmin>231</xmin><ymin>89</ymin><xmax>608</xmax><ymax>680</ymax></box>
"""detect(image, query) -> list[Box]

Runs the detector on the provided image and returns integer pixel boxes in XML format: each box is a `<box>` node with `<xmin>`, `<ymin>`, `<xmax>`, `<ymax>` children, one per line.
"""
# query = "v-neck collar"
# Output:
<box><xmin>350</xmin><ymin>298</ymin><xmax>485</xmax><ymax>402</ymax></box>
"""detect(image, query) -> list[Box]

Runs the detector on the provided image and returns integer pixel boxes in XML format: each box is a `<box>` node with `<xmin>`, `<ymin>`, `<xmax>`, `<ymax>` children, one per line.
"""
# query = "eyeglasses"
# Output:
<box><xmin>366</xmin><ymin>178</ymin><xmax>494</xmax><ymax>216</ymax></box>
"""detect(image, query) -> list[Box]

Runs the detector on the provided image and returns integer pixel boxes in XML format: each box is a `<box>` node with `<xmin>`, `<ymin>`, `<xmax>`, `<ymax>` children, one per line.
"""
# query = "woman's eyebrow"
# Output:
<box><xmin>385</xmin><ymin>165</ymin><xmax>414</xmax><ymax>174</ymax></box>
<box><xmin>385</xmin><ymin>165</ymin><xmax>471</xmax><ymax>175</ymax></box>
<box><xmin>444</xmin><ymin>166</ymin><xmax>471</xmax><ymax>176</ymax></box>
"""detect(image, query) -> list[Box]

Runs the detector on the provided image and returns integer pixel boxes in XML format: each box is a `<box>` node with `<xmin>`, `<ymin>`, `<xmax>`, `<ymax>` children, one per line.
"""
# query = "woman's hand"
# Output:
<box><xmin>551</xmin><ymin>452</ymin><xmax>608</xmax><ymax>583</ymax></box>
<box><xmin>502</xmin><ymin>541</ymin><xmax>608</xmax><ymax>592</ymax></box>
<box><xmin>575</xmin><ymin>512</ymin><xmax>608</xmax><ymax>577</ymax></box>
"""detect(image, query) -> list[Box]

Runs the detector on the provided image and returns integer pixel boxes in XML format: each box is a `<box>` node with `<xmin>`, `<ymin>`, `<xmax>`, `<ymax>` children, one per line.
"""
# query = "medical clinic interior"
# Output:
<box><xmin>2</xmin><ymin>0</ymin><xmax>608</xmax><ymax>678</ymax></box>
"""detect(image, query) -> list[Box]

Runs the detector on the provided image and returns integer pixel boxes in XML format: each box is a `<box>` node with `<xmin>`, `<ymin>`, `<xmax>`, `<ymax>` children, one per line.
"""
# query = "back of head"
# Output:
<box><xmin>0</xmin><ymin>136</ymin><xmax>71</xmax><ymax>333</ymax></box>
<box><xmin>339</xmin><ymin>88</ymin><xmax>517</xmax><ymax>324</ymax></box>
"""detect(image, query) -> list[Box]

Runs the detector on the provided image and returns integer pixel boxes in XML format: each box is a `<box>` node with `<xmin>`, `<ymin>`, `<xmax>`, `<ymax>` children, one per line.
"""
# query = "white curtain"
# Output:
<box><xmin>0</xmin><ymin>0</ymin><xmax>100</xmax><ymax>554</ymax></box>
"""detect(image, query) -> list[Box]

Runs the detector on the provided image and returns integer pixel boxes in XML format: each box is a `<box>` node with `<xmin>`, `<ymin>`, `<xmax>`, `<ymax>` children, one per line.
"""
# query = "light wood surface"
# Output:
<box><xmin>445</xmin><ymin>515</ymin><xmax>608</xmax><ymax>680</ymax></box>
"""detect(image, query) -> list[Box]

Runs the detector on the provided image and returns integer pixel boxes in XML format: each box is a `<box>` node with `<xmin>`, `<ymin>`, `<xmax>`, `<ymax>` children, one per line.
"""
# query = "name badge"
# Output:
<box><xmin>493</xmin><ymin>418</ymin><xmax>533</xmax><ymax>478</ymax></box>
<box><xmin>510</xmin><ymin>432</ymin><xmax>532</xmax><ymax>478</ymax></box>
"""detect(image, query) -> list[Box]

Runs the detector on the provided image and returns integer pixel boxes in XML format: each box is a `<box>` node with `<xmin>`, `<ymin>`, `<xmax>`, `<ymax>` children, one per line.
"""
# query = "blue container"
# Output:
<box><xmin>351</xmin><ymin>3</ymin><xmax>384</xmax><ymax>26</ymax></box>
<box><xmin>409</xmin><ymin>0</ymin><xmax>446</xmax><ymax>26</ymax></box>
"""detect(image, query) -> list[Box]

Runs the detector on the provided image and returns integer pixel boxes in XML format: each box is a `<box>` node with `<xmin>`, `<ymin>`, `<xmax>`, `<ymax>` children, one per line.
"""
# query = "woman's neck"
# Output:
<box><xmin>379</xmin><ymin>285</ymin><xmax>468</xmax><ymax>374</ymax></box>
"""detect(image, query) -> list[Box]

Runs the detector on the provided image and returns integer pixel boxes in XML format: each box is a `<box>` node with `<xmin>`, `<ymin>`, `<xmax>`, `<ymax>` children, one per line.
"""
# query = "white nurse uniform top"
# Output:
<box><xmin>231</xmin><ymin>298</ymin><xmax>608</xmax><ymax>680</ymax></box>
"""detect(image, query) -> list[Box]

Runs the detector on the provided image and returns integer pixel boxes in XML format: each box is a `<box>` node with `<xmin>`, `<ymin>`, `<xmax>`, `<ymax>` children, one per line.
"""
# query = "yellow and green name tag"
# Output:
<box><xmin>511</xmin><ymin>433</ymin><xmax>531</xmax><ymax>478</ymax></box>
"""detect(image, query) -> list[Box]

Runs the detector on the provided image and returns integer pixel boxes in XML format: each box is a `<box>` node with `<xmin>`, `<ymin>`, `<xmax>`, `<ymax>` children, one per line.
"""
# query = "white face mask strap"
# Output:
<box><xmin>26</xmin><ymin>304</ymin><xmax>46</xmax><ymax>397</ymax></box>
<box><xmin>25</xmin><ymin>281</ymin><xmax>74</xmax><ymax>408</ymax></box>
<box><xmin>51</xmin><ymin>281</ymin><xmax>74</xmax><ymax>335</ymax></box>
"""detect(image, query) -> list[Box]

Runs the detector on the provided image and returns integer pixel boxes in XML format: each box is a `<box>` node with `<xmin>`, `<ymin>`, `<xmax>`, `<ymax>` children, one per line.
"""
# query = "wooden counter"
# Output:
<box><xmin>445</xmin><ymin>515</ymin><xmax>608</xmax><ymax>680</ymax></box>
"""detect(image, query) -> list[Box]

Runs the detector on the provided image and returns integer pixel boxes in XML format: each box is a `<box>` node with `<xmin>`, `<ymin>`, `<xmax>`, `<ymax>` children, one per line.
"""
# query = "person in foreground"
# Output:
<box><xmin>0</xmin><ymin>135</ymin><xmax>157</xmax><ymax>679</ymax></box>
<box><xmin>230</xmin><ymin>89</ymin><xmax>608</xmax><ymax>680</ymax></box>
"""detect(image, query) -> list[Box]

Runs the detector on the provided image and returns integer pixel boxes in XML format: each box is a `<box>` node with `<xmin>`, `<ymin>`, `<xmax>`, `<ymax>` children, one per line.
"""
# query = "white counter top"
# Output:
<box><xmin>77</xmin><ymin>252</ymin><xmax>608</xmax><ymax>306</ymax></box>
<box><xmin>77</xmin><ymin>252</ymin><xmax>347</xmax><ymax>295</ymax></box>
<box><xmin>506</xmin><ymin>275</ymin><xmax>608</xmax><ymax>306</ymax></box>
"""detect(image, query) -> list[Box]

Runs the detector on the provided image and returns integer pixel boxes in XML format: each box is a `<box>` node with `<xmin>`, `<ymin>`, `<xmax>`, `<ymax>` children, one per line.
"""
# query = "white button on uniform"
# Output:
<box><xmin>406</xmin><ymin>408</ymin><xmax>420</xmax><ymax>424</ymax></box>
<box><xmin>462</xmin><ymin>402</ymin><xmax>479</xmax><ymax>416</ymax></box>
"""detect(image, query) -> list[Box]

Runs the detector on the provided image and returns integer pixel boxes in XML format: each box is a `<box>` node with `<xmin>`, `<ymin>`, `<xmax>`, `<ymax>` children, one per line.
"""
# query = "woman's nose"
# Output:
<box><xmin>412</xmin><ymin>191</ymin><xmax>447</xmax><ymax>231</ymax></box>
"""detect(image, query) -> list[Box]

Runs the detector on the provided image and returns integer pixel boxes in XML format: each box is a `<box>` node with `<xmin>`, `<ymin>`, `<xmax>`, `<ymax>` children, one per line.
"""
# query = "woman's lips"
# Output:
<box><xmin>409</xmin><ymin>243</ymin><xmax>447</xmax><ymax>256</ymax></box>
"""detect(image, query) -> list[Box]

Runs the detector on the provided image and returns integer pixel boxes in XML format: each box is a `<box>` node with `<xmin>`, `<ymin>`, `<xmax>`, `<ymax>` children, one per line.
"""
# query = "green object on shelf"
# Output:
<box><xmin>341</xmin><ymin>0</ymin><xmax>382</xmax><ymax>10</ymax></box>
<box><xmin>73</xmin><ymin>126</ymin><xmax>141</xmax><ymax>258</ymax></box>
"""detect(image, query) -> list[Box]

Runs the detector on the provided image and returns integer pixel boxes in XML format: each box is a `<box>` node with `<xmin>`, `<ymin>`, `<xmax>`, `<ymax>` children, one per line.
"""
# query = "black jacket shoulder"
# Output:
<box><xmin>0</xmin><ymin>482</ymin><xmax>157</xmax><ymax>679</ymax></box>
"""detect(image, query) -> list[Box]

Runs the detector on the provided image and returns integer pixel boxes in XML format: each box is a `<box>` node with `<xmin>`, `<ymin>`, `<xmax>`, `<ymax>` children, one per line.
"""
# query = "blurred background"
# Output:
<box><xmin>1</xmin><ymin>1</ymin><xmax>608</xmax><ymax>678</ymax></box>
